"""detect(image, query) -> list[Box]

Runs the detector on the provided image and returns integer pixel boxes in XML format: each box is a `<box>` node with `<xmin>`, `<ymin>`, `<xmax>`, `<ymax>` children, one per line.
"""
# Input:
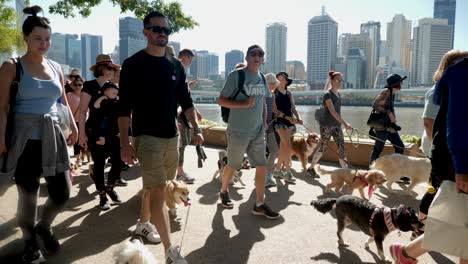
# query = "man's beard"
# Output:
<box><xmin>152</xmin><ymin>37</ymin><xmax>168</xmax><ymax>47</ymax></box>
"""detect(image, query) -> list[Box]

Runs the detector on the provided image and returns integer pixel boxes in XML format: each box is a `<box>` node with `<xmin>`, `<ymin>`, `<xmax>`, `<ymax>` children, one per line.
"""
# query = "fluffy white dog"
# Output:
<box><xmin>114</xmin><ymin>239</ymin><xmax>158</xmax><ymax>264</ymax></box>
<box><xmin>370</xmin><ymin>153</ymin><xmax>431</xmax><ymax>195</ymax></box>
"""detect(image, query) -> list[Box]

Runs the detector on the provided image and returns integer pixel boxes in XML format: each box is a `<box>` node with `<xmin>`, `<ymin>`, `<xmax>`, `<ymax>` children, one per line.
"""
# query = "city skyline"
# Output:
<box><xmin>30</xmin><ymin>0</ymin><xmax>467</xmax><ymax>72</ymax></box>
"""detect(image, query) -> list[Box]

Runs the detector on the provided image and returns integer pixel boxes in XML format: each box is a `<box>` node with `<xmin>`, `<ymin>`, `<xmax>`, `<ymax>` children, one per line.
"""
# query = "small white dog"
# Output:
<box><xmin>114</xmin><ymin>238</ymin><xmax>158</xmax><ymax>264</ymax></box>
<box><xmin>370</xmin><ymin>153</ymin><xmax>431</xmax><ymax>195</ymax></box>
<box><xmin>212</xmin><ymin>150</ymin><xmax>245</xmax><ymax>186</ymax></box>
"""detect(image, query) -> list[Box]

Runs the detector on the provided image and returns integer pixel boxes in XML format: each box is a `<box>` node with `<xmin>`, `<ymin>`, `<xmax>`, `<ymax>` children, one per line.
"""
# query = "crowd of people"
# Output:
<box><xmin>0</xmin><ymin>5</ymin><xmax>466</xmax><ymax>264</ymax></box>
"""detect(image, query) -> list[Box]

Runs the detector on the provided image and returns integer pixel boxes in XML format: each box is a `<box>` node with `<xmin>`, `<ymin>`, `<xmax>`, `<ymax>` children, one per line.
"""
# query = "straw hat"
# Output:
<box><xmin>89</xmin><ymin>54</ymin><xmax>120</xmax><ymax>72</ymax></box>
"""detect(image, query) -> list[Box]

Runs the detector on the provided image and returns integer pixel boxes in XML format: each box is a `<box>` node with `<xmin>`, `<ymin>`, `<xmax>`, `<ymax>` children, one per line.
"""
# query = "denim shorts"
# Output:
<box><xmin>226</xmin><ymin>129</ymin><xmax>266</xmax><ymax>170</ymax></box>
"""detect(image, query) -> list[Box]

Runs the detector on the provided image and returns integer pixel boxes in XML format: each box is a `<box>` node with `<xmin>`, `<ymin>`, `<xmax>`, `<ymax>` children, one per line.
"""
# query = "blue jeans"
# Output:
<box><xmin>369</xmin><ymin>130</ymin><xmax>404</xmax><ymax>165</ymax></box>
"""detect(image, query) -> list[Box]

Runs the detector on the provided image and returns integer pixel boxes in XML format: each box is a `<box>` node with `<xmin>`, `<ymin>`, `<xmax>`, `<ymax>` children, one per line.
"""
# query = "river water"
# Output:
<box><xmin>195</xmin><ymin>104</ymin><xmax>424</xmax><ymax>137</ymax></box>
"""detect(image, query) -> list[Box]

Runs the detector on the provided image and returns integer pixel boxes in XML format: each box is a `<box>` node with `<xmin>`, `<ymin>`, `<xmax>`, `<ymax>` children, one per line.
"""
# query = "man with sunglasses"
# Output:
<box><xmin>118</xmin><ymin>11</ymin><xmax>203</xmax><ymax>264</ymax></box>
<box><xmin>218</xmin><ymin>45</ymin><xmax>280</xmax><ymax>219</ymax></box>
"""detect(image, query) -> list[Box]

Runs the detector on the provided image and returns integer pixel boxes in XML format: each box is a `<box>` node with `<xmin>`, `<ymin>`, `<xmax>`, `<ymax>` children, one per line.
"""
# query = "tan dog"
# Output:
<box><xmin>165</xmin><ymin>180</ymin><xmax>190</xmax><ymax>216</ymax></box>
<box><xmin>315</xmin><ymin>164</ymin><xmax>387</xmax><ymax>199</ymax></box>
<box><xmin>290</xmin><ymin>133</ymin><xmax>320</xmax><ymax>172</ymax></box>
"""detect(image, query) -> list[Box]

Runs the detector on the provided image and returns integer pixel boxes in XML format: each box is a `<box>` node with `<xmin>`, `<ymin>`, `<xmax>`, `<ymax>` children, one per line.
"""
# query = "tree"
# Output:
<box><xmin>0</xmin><ymin>0</ymin><xmax>25</xmax><ymax>55</ymax></box>
<box><xmin>49</xmin><ymin>0</ymin><xmax>198</xmax><ymax>33</ymax></box>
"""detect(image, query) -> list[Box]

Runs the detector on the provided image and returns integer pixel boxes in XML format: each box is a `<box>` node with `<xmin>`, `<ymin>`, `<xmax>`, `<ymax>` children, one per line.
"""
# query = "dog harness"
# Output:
<box><xmin>369</xmin><ymin>207</ymin><xmax>397</xmax><ymax>237</ymax></box>
<box><xmin>353</xmin><ymin>171</ymin><xmax>375</xmax><ymax>198</ymax></box>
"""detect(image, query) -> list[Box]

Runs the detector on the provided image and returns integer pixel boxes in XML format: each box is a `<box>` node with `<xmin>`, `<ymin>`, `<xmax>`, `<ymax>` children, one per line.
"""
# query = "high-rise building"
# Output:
<box><xmin>345</xmin><ymin>48</ymin><xmax>367</xmax><ymax>89</ymax></box>
<box><xmin>225</xmin><ymin>50</ymin><xmax>244</xmax><ymax>78</ymax></box>
<box><xmin>361</xmin><ymin>21</ymin><xmax>381</xmax><ymax>87</ymax></box>
<box><xmin>342</xmin><ymin>33</ymin><xmax>372</xmax><ymax>88</ymax></box>
<box><xmin>433</xmin><ymin>0</ymin><xmax>456</xmax><ymax>47</ymax></box>
<box><xmin>337</xmin><ymin>33</ymin><xmax>351</xmax><ymax>58</ymax></box>
<box><xmin>375</xmin><ymin>64</ymin><xmax>409</xmax><ymax>89</ymax></box>
<box><xmin>307</xmin><ymin>8</ymin><xmax>338</xmax><ymax>89</ymax></box>
<box><xmin>169</xmin><ymin>41</ymin><xmax>180</xmax><ymax>56</ymax></box>
<box><xmin>119</xmin><ymin>17</ymin><xmax>146</xmax><ymax>63</ymax></box>
<box><xmin>378</xmin><ymin>40</ymin><xmax>387</xmax><ymax>65</ymax></box>
<box><xmin>286</xmin><ymin>61</ymin><xmax>306</xmax><ymax>80</ymax></box>
<box><xmin>265</xmin><ymin>22</ymin><xmax>287</xmax><ymax>74</ymax></box>
<box><xmin>48</xmin><ymin>33</ymin><xmax>67</xmax><ymax>65</ymax></box>
<box><xmin>81</xmin><ymin>34</ymin><xmax>103</xmax><ymax>80</ymax></box>
<box><xmin>190</xmin><ymin>50</ymin><xmax>219</xmax><ymax>79</ymax></box>
<box><xmin>386</xmin><ymin>14</ymin><xmax>412</xmax><ymax>72</ymax></box>
<box><xmin>412</xmin><ymin>18</ymin><xmax>453</xmax><ymax>86</ymax></box>
<box><xmin>65</xmin><ymin>34</ymin><xmax>81</xmax><ymax>69</ymax></box>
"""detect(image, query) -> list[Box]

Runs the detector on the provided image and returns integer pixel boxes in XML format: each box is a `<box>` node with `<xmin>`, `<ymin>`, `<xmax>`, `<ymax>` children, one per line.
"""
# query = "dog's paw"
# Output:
<box><xmin>364</xmin><ymin>242</ymin><xmax>370</xmax><ymax>249</ymax></box>
<box><xmin>338</xmin><ymin>240</ymin><xmax>348</xmax><ymax>247</ymax></box>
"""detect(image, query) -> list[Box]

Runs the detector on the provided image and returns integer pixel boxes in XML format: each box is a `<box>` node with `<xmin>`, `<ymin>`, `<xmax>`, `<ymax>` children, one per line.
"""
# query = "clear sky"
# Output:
<box><xmin>33</xmin><ymin>0</ymin><xmax>467</xmax><ymax>70</ymax></box>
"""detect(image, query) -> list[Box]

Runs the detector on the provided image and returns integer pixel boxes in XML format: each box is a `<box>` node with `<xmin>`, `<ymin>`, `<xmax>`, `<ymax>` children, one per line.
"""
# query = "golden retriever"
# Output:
<box><xmin>370</xmin><ymin>153</ymin><xmax>431</xmax><ymax>195</ymax></box>
<box><xmin>315</xmin><ymin>164</ymin><xmax>387</xmax><ymax>199</ymax></box>
<box><xmin>290</xmin><ymin>133</ymin><xmax>320</xmax><ymax>172</ymax></box>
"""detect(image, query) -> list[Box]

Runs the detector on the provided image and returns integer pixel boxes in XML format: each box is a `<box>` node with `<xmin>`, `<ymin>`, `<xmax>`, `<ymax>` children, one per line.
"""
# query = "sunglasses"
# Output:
<box><xmin>146</xmin><ymin>26</ymin><xmax>172</xmax><ymax>35</ymax></box>
<box><xmin>248</xmin><ymin>51</ymin><xmax>265</xmax><ymax>58</ymax></box>
<box><xmin>69</xmin><ymin>74</ymin><xmax>81</xmax><ymax>78</ymax></box>
<box><xmin>73</xmin><ymin>83</ymin><xmax>83</xmax><ymax>87</ymax></box>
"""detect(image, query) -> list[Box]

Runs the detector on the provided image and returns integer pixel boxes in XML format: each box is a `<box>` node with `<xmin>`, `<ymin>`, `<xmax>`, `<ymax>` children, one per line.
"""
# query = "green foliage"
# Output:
<box><xmin>0</xmin><ymin>0</ymin><xmax>25</xmax><ymax>55</ymax></box>
<box><xmin>49</xmin><ymin>0</ymin><xmax>198</xmax><ymax>33</ymax></box>
<box><xmin>199</xmin><ymin>119</ymin><xmax>225</xmax><ymax>127</ymax></box>
<box><xmin>401</xmin><ymin>134</ymin><xmax>422</xmax><ymax>146</ymax></box>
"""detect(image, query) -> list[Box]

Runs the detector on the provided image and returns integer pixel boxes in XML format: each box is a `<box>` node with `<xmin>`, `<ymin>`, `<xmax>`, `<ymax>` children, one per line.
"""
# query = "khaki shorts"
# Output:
<box><xmin>135</xmin><ymin>135</ymin><xmax>179</xmax><ymax>188</ymax></box>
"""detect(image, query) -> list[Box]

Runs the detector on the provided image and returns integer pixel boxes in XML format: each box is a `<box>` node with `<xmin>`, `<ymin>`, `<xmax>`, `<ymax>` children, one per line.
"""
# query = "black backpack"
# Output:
<box><xmin>221</xmin><ymin>68</ymin><xmax>247</xmax><ymax>123</ymax></box>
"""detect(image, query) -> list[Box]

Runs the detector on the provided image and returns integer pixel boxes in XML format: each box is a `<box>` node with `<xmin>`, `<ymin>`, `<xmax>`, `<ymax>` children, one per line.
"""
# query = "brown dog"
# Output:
<box><xmin>165</xmin><ymin>180</ymin><xmax>190</xmax><ymax>216</ymax></box>
<box><xmin>315</xmin><ymin>164</ymin><xmax>387</xmax><ymax>199</ymax></box>
<box><xmin>290</xmin><ymin>133</ymin><xmax>320</xmax><ymax>172</ymax></box>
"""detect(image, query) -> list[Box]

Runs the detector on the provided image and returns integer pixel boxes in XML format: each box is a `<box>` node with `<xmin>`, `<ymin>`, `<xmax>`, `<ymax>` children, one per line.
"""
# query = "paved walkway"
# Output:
<box><xmin>0</xmin><ymin>146</ymin><xmax>457</xmax><ymax>263</ymax></box>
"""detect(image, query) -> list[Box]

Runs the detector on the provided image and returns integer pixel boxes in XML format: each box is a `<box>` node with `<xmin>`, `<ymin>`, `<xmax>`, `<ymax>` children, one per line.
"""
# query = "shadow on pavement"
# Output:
<box><xmin>185</xmin><ymin>191</ymin><xmax>284</xmax><ymax>264</ymax></box>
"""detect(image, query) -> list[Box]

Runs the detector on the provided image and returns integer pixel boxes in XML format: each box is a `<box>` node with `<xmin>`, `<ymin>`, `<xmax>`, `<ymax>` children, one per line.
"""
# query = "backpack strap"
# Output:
<box><xmin>10</xmin><ymin>57</ymin><xmax>23</xmax><ymax>105</ymax></box>
<box><xmin>231</xmin><ymin>68</ymin><xmax>246</xmax><ymax>100</ymax></box>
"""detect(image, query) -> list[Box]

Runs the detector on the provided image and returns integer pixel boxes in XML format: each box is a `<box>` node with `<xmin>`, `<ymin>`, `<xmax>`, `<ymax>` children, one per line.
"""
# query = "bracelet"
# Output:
<box><xmin>193</xmin><ymin>127</ymin><xmax>202</xmax><ymax>134</ymax></box>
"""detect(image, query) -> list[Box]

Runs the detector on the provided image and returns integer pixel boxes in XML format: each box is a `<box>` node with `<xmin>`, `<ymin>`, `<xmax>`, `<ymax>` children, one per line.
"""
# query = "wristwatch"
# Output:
<box><xmin>193</xmin><ymin>127</ymin><xmax>202</xmax><ymax>135</ymax></box>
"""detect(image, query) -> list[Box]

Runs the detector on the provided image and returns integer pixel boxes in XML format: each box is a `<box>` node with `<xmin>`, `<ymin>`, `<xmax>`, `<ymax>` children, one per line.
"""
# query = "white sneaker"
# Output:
<box><xmin>166</xmin><ymin>245</ymin><xmax>187</xmax><ymax>264</ymax></box>
<box><xmin>135</xmin><ymin>220</ymin><xmax>161</xmax><ymax>243</ymax></box>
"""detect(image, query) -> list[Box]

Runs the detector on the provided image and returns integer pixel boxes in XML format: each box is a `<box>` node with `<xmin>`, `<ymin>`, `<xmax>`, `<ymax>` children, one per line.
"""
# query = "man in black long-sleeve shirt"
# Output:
<box><xmin>118</xmin><ymin>11</ymin><xmax>203</xmax><ymax>264</ymax></box>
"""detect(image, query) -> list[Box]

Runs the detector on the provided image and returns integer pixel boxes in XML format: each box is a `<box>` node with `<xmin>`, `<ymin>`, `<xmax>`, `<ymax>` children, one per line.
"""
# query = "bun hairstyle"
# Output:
<box><xmin>328</xmin><ymin>71</ymin><xmax>341</xmax><ymax>80</ymax></box>
<box><xmin>22</xmin><ymin>5</ymin><xmax>51</xmax><ymax>36</ymax></box>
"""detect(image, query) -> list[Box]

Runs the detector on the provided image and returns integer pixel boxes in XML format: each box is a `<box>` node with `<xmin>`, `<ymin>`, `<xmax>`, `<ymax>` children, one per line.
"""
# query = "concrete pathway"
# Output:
<box><xmin>0</xmin><ymin>146</ymin><xmax>457</xmax><ymax>264</ymax></box>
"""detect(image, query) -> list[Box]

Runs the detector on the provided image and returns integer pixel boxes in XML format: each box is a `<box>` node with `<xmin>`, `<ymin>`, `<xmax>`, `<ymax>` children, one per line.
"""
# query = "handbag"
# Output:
<box><xmin>56</xmin><ymin>102</ymin><xmax>71</xmax><ymax>138</ymax></box>
<box><xmin>423</xmin><ymin>181</ymin><xmax>468</xmax><ymax>259</ymax></box>
<box><xmin>366</xmin><ymin>110</ymin><xmax>389</xmax><ymax>129</ymax></box>
<box><xmin>314</xmin><ymin>106</ymin><xmax>326</xmax><ymax>126</ymax></box>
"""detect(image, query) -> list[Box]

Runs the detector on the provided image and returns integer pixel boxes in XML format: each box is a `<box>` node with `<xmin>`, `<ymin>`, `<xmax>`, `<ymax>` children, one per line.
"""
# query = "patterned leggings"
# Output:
<box><xmin>311</xmin><ymin>125</ymin><xmax>348</xmax><ymax>168</ymax></box>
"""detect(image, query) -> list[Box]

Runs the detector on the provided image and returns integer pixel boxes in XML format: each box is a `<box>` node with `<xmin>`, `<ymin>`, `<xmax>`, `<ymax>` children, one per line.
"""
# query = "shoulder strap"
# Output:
<box><xmin>231</xmin><ymin>68</ymin><xmax>246</xmax><ymax>99</ymax></box>
<box><xmin>10</xmin><ymin>57</ymin><xmax>23</xmax><ymax>105</ymax></box>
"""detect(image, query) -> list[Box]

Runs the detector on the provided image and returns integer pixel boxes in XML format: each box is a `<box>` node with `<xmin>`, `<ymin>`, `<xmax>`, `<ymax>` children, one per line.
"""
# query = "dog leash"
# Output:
<box><xmin>178</xmin><ymin>203</ymin><xmax>191</xmax><ymax>254</ymax></box>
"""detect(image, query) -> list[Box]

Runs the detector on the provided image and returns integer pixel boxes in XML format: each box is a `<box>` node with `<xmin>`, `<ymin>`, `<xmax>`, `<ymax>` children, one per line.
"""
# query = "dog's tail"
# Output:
<box><xmin>314</xmin><ymin>164</ymin><xmax>333</xmax><ymax>176</ymax></box>
<box><xmin>310</xmin><ymin>198</ymin><xmax>337</xmax><ymax>214</ymax></box>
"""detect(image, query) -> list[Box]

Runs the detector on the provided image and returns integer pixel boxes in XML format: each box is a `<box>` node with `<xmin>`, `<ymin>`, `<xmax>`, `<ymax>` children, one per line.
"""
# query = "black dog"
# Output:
<box><xmin>311</xmin><ymin>195</ymin><xmax>424</xmax><ymax>262</ymax></box>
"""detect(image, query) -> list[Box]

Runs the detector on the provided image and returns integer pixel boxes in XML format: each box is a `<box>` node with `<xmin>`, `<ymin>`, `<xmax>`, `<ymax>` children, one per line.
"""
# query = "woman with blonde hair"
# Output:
<box><xmin>0</xmin><ymin>5</ymin><xmax>77</xmax><ymax>263</ymax></box>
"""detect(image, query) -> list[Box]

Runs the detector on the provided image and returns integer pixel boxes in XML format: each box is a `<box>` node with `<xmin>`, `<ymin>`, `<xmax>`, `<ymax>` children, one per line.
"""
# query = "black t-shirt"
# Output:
<box><xmin>118</xmin><ymin>50</ymin><xmax>194</xmax><ymax>138</ymax></box>
<box><xmin>82</xmin><ymin>80</ymin><xmax>119</xmax><ymax>138</ymax></box>
<box><xmin>322</xmin><ymin>90</ymin><xmax>341</xmax><ymax>127</ymax></box>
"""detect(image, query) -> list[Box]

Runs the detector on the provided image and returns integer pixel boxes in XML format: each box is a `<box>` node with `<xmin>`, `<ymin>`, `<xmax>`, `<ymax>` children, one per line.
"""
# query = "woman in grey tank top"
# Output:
<box><xmin>0</xmin><ymin>5</ymin><xmax>77</xmax><ymax>263</ymax></box>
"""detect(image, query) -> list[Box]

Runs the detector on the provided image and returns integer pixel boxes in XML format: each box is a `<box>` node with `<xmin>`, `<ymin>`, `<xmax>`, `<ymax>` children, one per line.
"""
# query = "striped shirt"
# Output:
<box><xmin>265</xmin><ymin>95</ymin><xmax>275</xmax><ymax>133</ymax></box>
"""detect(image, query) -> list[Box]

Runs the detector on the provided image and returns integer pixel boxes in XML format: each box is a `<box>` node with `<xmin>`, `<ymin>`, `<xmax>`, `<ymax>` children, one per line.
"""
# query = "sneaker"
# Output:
<box><xmin>307</xmin><ymin>167</ymin><xmax>317</xmax><ymax>176</ymax></box>
<box><xmin>99</xmin><ymin>192</ymin><xmax>111</xmax><ymax>210</ymax></box>
<box><xmin>22</xmin><ymin>240</ymin><xmax>45</xmax><ymax>264</ymax></box>
<box><xmin>252</xmin><ymin>203</ymin><xmax>280</xmax><ymax>219</ymax></box>
<box><xmin>177</xmin><ymin>172</ymin><xmax>195</xmax><ymax>184</ymax></box>
<box><xmin>105</xmin><ymin>186</ymin><xmax>122</xmax><ymax>203</ymax></box>
<box><xmin>115</xmin><ymin>178</ymin><xmax>128</xmax><ymax>187</ymax></box>
<box><xmin>273</xmin><ymin>170</ymin><xmax>283</xmax><ymax>179</ymax></box>
<box><xmin>35</xmin><ymin>222</ymin><xmax>60</xmax><ymax>253</ymax></box>
<box><xmin>265</xmin><ymin>173</ymin><xmax>277</xmax><ymax>188</ymax></box>
<box><xmin>166</xmin><ymin>245</ymin><xmax>187</xmax><ymax>264</ymax></box>
<box><xmin>390</xmin><ymin>243</ymin><xmax>418</xmax><ymax>264</ymax></box>
<box><xmin>282</xmin><ymin>171</ymin><xmax>296</xmax><ymax>183</ymax></box>
<box><xmin>135</xmin><ymin>220</ymin><xmax>161</xmax><ymax>243</ymax></box>
<box><xmin>219</xmin><ymin>191</ymin><xmax>233</xmax><ymax>209</ymax></box>
<box><xmin>121</xmin><ymin>163</ymin><xmax>130</xmax><ymax>171</ymax></box>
